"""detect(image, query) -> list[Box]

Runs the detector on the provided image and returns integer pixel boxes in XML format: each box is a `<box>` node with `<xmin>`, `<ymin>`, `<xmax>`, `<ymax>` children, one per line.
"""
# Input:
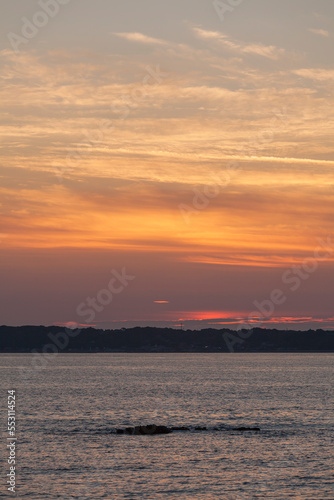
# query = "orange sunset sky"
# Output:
<box><xmin>1</xmin><ymin>0</ymin><xmax>334</xmax><ymax>329</ymax></box>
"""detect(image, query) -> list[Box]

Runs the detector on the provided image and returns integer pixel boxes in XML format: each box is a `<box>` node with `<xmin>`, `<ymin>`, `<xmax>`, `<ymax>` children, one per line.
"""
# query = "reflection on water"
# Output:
<box><xmin>0</xmin><ymin>353</ymin><xmax>333</xmax><ymax>499</ymax></box>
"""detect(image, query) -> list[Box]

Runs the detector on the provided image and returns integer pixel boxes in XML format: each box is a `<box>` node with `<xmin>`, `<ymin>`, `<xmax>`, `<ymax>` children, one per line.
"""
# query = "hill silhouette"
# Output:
<box><xmin>0</xmin><ymin>325</ymin><xmax>333</xmax><ymax>352</ymax></box>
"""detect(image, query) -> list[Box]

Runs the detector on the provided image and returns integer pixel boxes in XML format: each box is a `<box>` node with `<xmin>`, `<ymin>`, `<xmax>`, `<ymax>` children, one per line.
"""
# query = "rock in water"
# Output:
<box><xmin>115</xmin><ymin>424</ymin><xmax>260</xmax><ymax>434</ymax></box>
<box><xmin>123</xmin><ymin>424</ymin><xmax>172</xmax><ymax>435</ymax></box>
<box><xmin>233</xmin><ymin>426</ymin><xmax>260</xmax><ymax>431</ymax></box>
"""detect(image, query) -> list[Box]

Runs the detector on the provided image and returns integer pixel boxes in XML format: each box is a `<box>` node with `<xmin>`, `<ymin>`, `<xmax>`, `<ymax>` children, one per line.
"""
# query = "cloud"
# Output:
<box><xmin>113</xmin><ymin>32</ymin><xmax>168</xmax><ymax>46</ymax></box>
<box><xmin>294</xmin><ymin>68</ymin><xmax>334</xmax><ymax>81</ymax></box>
<box><xmin>309</xmin><ymin>28</ymin><xmax>329</xmax><ymax>37</ymax></box>
<box><xmin>53</xmin><ymin>321</ymin><xmax>96</xmax><ymax>328</ymax></box>
<box><xmin>193</xmin><ymin>27</ymin><xmax>285</xmax><ymax>60</ymax></box>
<box><xmin>1</xmin><ymin>45</ymin><xmax>334</xmax><ymax>270</ymax></box>
<box><xmin>208</xmin><ymin>316</ymin><xmax>334</xmax><ymax>326</ymax></box>
<box><xmin>1</xmin><ymin>47</ymin><xmax>333</xmax><ymax>198</ymax></box>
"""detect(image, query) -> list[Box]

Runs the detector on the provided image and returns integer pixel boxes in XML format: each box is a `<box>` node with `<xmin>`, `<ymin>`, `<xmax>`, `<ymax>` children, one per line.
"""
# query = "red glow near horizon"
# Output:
<box><xmin>177</xmin><ymin>311</ymin><xmax>245</xmax><ymax>321</ymax></box>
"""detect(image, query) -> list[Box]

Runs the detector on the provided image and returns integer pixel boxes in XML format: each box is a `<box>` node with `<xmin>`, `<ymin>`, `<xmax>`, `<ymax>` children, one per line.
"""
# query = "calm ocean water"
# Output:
<box><xmin>0</xmin><ymin>353</ymin><xmax>333</xmax><ymax>499</ymax></box>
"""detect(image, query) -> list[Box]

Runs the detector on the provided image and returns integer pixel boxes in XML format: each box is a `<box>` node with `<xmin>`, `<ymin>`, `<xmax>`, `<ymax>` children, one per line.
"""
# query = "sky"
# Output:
<box><xmin>1</xmin><ymin>0</ymin><xmax>334</xmax><ymax>330</ymax></box>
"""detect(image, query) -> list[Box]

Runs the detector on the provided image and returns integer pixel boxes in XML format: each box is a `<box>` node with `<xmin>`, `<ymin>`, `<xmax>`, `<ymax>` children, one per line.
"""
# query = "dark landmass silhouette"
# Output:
<box><xmin>0</xmin><ymin>325</ymin><xmax>333</xmax><ymax>352</ymax></box>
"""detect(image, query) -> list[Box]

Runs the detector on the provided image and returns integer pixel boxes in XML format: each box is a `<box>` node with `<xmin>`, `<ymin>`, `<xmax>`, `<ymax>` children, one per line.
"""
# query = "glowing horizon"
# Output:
<box><xmin>1</xmin><ymin>1</ymin><xmax>334</xmax><ymax>329</ymax></box>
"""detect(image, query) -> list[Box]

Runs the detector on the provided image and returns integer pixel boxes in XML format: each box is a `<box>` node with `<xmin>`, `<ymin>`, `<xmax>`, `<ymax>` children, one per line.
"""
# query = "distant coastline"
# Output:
<box><xmin>1</xmin><ymin>325</ymin><xmax>333</xmax><ymax>353</ymax></box>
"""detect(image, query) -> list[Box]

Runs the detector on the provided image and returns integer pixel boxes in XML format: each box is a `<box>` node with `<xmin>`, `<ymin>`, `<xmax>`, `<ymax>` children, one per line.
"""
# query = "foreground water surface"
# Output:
<box><xmin>0</xmin><ymin>353</ymin><xmax>333</xmax><ymax>499</ymax></box>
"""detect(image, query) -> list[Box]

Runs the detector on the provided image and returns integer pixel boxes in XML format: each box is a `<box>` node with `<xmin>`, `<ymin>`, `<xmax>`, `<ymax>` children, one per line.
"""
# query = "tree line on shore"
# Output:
<box><xmin>0</xmin><ymin>325</ymin><xmax>333</xmax><ymax>352</ymax></box>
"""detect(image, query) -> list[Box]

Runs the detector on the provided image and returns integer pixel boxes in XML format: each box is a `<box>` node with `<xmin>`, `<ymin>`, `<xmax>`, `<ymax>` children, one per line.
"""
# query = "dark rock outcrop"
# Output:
<box><xmin>171</xmin><ymin>426</ymin><xmax>191</xmax><ymax>431</ymax></box>
<box><xmin>115</xmin><ymin>424</ymin><xmax>260</xmax><ymax>434</ymax></box>
<box><xmin>118</xmin><ymin>424</ymin><xmax>172</xmax><ymax>435</ymax></box>
<box><xmin>232</xmin><ymin>426</ymin><xmax>260</xmax><ymax>431</ymax></box>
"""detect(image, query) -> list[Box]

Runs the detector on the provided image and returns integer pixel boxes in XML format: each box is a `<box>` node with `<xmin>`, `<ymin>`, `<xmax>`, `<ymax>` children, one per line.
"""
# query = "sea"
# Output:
<box><xmin>0</xmin><ymin>353</ymin><xmax>333</xmax><ymax>499</ymax></box>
